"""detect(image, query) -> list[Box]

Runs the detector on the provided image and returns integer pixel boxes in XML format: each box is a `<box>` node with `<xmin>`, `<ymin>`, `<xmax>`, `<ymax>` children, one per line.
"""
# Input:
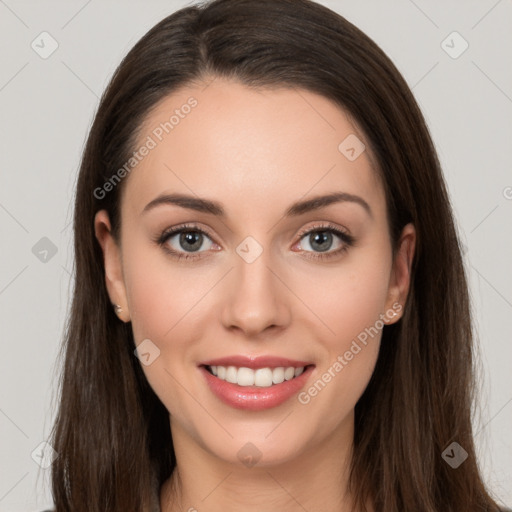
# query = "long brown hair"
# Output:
<box><xmin>49</xmin><ymin>0</ymin><xmax>503</xmax><ymax>510</ymax></box>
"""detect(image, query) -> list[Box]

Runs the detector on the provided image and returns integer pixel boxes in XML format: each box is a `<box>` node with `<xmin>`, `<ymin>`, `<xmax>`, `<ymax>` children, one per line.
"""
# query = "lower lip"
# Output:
<box><xmin>199</xmin><ymin>365</ymin><xmax>314</xmax><ymax>411</ymax></box>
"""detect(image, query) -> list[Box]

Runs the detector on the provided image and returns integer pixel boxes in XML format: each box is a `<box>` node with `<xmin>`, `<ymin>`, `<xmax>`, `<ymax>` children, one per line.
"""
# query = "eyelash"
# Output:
<box><xmin>154</xmin><ymin>222</ymin><xmax>355</xmax><ymax>262</ymax></box>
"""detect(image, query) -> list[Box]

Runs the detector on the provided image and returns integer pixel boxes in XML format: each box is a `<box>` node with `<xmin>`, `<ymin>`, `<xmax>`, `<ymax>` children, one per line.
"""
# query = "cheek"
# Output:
<box><xmin>322</xmin><ymin>273</ymin><xmax>386</xmax><ymax>330</ymax></box>
<box><xmin>295</xmin><ymin>238</ymin><xmax>392</xmax><ymax>407</ymax></box>
<box><xmin>121</xmin><ymin>239</ymin><xmax>217</xmax><ymax>406</ymax></box>
<box><xmin>295</xmin><ymin>242</ymin><xmax>392</xmax><ymax>350</ymax></box>
<box><xmin>123</xmin><ymin>238</ymin><xmax>211</xmax><ymax>341</ymax></box>
<box><xmin>121</xmin><ymin>241</ymin><xmax>206</xmax><ymax>413</ymax></box>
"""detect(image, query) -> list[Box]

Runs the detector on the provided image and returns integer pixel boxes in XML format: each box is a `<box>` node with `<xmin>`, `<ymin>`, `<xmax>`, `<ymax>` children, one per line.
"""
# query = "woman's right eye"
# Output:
<box><xmin>157</xmin><ymin>224</ymin><xmax>218</xmax><ymax>261</ymax></box>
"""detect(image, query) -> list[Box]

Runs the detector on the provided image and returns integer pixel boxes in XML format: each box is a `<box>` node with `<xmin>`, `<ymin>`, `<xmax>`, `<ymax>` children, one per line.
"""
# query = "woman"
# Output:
<box><xmin>47</xmin><ymin>0</ymin><xmax>508</xmax><ymax>510</ymax></box>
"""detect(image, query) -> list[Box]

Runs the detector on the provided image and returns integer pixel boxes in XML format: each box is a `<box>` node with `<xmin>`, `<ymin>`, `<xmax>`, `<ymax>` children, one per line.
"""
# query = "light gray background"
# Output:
<box><xmin>0</xmin><ymin>1</ymin><xmax>511</xmax><ymax>510</ymax></box>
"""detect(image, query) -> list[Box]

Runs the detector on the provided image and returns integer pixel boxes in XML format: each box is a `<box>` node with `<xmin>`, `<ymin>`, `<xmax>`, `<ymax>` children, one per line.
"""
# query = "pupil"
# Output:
<box><xmin>180</xmin><ymin>231</ymin><xmax>202</xmax><ymax>251</ymax></box>
<box><xmin>311</xmin><ymin>231</ymin><xmax>332</xmax><ymax>252</ymax></box>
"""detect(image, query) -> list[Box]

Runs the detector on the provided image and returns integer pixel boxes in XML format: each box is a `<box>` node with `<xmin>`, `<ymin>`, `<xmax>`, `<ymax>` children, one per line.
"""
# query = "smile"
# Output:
<box><xmin>206</xmin><ymin>364</ymin><xmax>305</xmax><ymax>387</ymax></box>
<box><xmin>199</xmin><ymin>359</ymin><xmax>315</xmax><ymax>411</ymax></box>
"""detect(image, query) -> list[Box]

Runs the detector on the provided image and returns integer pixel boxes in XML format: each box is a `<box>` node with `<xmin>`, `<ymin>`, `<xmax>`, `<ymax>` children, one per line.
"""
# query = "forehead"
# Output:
<box><xmin>122</xmin><ymin>77</ymin><xmax>384</xmax><ymax>222</ymax></box>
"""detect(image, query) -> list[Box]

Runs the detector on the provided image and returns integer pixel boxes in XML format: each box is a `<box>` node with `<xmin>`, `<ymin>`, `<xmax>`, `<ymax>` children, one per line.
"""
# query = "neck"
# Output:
<box><xmin>160</xmin><ymin>411</ymin><xmax>369</xmax><ymax>512</ymax></box>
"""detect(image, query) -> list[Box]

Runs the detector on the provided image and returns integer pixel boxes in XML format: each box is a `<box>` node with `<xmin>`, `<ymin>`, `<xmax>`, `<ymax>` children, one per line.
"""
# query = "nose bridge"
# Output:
<box><xmin>221</xmin><ymin>237</ymin><xmax>290</xmax><ymax>335</ymax></box>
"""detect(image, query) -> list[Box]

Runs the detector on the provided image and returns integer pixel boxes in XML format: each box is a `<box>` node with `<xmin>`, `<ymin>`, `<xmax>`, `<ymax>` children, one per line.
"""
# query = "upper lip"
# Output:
<box><xmin>199</xmin><ymin>355</ymin><xmax>314</xmax><ymax>369</ymax></box>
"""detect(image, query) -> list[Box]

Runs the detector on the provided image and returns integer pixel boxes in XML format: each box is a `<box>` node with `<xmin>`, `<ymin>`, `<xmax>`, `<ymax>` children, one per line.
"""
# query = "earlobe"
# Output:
<box><xmin>384</xmin><ymin>223</ymin><xmax>416</xmax><ymax>324</ymax></box>
<box><xmin>94</xmin><ymin>210</ymin><xmax>131</xmax><ymax>322</ymax></box>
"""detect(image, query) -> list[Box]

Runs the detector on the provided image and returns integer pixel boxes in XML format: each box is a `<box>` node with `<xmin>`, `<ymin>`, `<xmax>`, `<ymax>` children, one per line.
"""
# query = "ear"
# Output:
<box><xmin>384</xmin><ymin>222</ymin><xmax>416</xmax><ymax>324</ymax></box>
<box><xmin>94</xmin><ymin>210</ymin><xmax>130</xmax><ymax>322</ymax></box>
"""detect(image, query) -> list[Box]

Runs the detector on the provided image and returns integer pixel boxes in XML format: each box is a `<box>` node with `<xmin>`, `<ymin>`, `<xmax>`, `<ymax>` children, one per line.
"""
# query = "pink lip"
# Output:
<box><xmin>199</xmin><ymin>355</ymin><xmax>313</xmax><ymax>369</ymax></box>
<box><xmin>199</xmin><ymin>364</ymin><xmax>315</xmax><ymax>411</ymax></box>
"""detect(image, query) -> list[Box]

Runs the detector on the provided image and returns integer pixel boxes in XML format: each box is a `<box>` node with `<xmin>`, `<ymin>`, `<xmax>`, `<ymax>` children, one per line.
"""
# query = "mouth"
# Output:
<box><xmin>198</xmin><ymin>357</ymin><xmax>315</xmax><ymax>410</ymax></box>
<box><xmin>202</xmin><ymin>364</ymin><xmax>313</xmax><ymax>387</ymax></box>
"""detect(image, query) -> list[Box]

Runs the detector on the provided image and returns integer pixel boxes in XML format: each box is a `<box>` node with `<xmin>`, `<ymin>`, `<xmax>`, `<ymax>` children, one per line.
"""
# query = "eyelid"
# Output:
<box><xmin>155</xmin><ymin>222</ymin><xmax>219</xmax><ymax>250</ymax></box>
<box><xmin>295</xmin><ymin>221</ymin><xmax>352</xmax><ymax>240</ymax></box>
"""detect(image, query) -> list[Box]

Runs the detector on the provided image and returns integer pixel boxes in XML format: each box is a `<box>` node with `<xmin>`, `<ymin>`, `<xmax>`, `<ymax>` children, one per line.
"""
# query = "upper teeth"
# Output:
<box><xmin>209</xmin><ymin>365</ymin><xmax>305</xmax><ymax>387</ymax></box>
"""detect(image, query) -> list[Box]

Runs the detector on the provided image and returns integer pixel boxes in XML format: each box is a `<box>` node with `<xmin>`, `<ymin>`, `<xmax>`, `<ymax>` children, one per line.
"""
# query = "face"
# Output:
<box><xmin>95</xmin><ymin>77</ymin><xmax>415</xmax><ymax>468</ymax></box>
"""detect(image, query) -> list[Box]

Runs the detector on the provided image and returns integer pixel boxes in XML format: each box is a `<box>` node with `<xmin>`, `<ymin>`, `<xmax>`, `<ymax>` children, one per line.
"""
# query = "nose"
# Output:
<box><xmin>221</xmin><ymin>248</ymin><xmax>291</xmax><ymax>338</ymax></box>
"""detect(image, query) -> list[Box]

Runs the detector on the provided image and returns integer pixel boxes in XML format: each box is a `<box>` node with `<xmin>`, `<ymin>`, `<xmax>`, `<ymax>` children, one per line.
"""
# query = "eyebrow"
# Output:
<box><xmin>141</xmin><ymin>191</ymin><xmax>372</xmax><ymax>218</ymax></box>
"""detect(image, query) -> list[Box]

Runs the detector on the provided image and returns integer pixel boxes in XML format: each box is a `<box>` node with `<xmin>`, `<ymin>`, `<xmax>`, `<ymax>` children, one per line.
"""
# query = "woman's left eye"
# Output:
<box><xmin>155</xmin><ymin>223</ymin><xmax>355</xmax><ymax>261</ymax></box>
<box><xmin>294</xmin><ymin>224</ymin><xmax>355</xmax><ymax>261</ymax></box>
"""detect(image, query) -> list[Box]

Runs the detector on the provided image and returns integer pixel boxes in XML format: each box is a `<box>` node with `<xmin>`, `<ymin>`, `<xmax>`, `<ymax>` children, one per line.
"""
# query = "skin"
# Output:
<box><xmin>94</xmin><ymin>76</ymin><xmax>415</xmax><ymax>512</ymax></box>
